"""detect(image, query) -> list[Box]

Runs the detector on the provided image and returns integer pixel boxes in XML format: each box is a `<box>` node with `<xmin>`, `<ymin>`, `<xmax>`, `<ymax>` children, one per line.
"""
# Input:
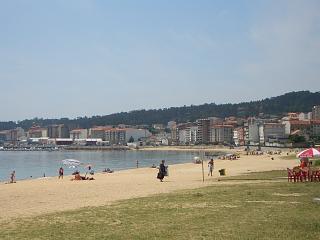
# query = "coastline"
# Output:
<box><xmin>137</xmin><ymin>145</ymin><xmax>241</xmax><ymax>152</ymax></box>
<box><xmin>0</xmin><ymin>151</ymin><xmax>298</xmax><ymax>222</ymax></box>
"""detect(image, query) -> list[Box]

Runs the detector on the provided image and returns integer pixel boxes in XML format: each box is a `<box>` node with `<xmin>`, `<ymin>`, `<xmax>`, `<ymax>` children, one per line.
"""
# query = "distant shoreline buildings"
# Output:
<box><xmin>1</xmin><ymin>105</ymin><xmax>320</xmax><ymax>149</ymax></box>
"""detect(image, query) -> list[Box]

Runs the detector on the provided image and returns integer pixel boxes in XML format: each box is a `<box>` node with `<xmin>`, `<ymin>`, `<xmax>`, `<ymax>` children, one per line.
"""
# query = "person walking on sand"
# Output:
<box><xmin>10</xmin><ymin>170</ymin><xmax>16</xmax><ymax>183</ymax></box>
<box><xmin>208</xmin><ymin>159</ymin><xmax>214</xmax><ymax>176</ymax></box>
<box><xmin>58</xmin><ymin>167</ymin><xmax>64</xmax><ymax>179</ymax></box>
<box><xmin>157</xmin><ymin>160</ymin><xmax>166</xmax><ymax>182</ymax></box>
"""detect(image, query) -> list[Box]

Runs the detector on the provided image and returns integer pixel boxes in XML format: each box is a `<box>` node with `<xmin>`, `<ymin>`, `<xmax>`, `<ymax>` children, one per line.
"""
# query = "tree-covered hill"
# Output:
<box><xmin>0</xmin><ymin>91</ymin><xmax>319</xmax><ymax>130</ymax></box>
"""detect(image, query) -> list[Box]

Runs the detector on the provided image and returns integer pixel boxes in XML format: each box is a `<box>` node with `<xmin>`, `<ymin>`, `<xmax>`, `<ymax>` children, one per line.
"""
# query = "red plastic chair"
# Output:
<box><xmin>312</xmin><ymin>170</ymin><xmax>320</xmax><ymax>182</ymax></box>
<box><xmin>292</xmin><ymin>167</ymin><xmax>303</xmax><ymax>182</ymax></box>
<box><xmin>287</xmin><ymin>168</ymin><xmax>296</xmax><ymax>182</ymax></box>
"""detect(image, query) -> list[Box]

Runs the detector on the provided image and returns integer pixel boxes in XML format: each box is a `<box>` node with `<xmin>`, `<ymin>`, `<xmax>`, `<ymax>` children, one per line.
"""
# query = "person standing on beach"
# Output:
<box><xmin>157</xmin><ymin>160</ymin><xmax>166</xmax><ymax>182</ymax></box>
<box><xmin>10</xmin><ymin>170</ymin><xmax>16</xmax><ymax>183</ymax></box>
<box><xmin>58</xmin><ymin>167</ymin><xmax>64</xmax><ymax>179</ymax></box>
<box><xmin>208</xmin><ymin>159</ymin><xmax>214</xmax><ymax>176</ymax></box>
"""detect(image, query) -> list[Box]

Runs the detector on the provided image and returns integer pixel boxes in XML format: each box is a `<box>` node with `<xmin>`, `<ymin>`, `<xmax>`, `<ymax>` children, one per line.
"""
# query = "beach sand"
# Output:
<box><xmin>0</xmin><ymin>151</ymin><xmax>297</xmax><ymax>222</ymax></box>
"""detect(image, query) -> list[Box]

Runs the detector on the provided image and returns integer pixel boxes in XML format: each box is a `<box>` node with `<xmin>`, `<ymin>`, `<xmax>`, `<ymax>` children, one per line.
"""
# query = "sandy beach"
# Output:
<box><xmin>0</xmin><ymin>151</ymin><xmax>297</xmax><ymax>222</ymax></box>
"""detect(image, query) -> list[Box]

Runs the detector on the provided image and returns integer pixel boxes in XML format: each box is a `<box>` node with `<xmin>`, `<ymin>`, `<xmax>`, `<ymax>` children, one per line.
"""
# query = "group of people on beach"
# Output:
<box><xmin>7</xmin><ymin>158</ymin><xmax>215</xmax><ymax>184</ymax></box>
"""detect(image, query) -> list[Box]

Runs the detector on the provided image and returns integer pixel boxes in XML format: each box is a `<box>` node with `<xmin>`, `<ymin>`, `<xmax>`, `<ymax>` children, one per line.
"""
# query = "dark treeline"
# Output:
<box><xmin>1</xmin><ymin>91</ymin><xmax>319</xmax><ymax>131</ymax></box>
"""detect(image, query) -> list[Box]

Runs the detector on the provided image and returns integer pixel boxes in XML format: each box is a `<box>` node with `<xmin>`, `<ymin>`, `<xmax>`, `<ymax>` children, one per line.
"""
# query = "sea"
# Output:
<box><xmin>0</xmin><ymin>150</ymin><xmax>224</xmax><ymax>182</ymax></box>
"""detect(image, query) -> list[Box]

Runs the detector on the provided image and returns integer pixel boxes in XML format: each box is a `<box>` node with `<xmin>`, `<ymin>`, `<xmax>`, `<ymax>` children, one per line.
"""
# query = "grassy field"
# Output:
<box><xmin>1</xmin><ymin>171</ymin><xmax>320</xmax><ymax>240</ymax></box>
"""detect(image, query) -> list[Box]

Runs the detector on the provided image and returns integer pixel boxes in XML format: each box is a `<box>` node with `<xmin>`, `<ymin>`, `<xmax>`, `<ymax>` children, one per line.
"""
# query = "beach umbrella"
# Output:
<box><xmin>62</xmin><ymin>159</ymin><xmax>81</xmax><ymax>168</ymax></box>
<box><xmin>297</xmin><ymin>148</ymin><xmax>320</xmax><ymax>158</ymax></box>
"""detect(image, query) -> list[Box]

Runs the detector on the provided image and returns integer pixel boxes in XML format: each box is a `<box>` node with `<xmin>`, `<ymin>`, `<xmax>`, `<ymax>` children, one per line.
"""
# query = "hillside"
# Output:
<box><xmin>0</xmin><ymin>91</ymin><xmax>319</xmax><ymax>130</ymax></box>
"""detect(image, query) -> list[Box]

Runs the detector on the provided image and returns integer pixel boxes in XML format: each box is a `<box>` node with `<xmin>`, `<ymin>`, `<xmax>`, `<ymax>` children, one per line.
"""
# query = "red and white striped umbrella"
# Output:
<box><xmin>297</xmin><ymin>148</ymin><xmax>320</xmax><ymax>158</ymax></box>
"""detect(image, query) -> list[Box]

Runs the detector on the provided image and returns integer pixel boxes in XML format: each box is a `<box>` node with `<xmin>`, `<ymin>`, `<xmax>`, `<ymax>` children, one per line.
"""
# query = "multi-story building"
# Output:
<box><xmin>298</xmin><ymin>112</ymin><xmax>312</xmax><ymax>120</ymax></box>
<box><xmin>28</xmin><ymin>126</ymin><xmax>48</xmax><ymax>138</ymax></box>
<box><xmin>311</xmin><ymin>120</ymin><xmax>320</xmax><ymax>137</ymax></box>
<box><xmin>88</xmin><ymin>127</ymin><xmax>108</xmax><ymax>140</ymax></box>
<box><xmin>185</xmin><ymin>126</ymin><xmax>197</xmax><ymax>144</ymax></box>
<box><xmin>247</xmin><ymin>118</ymin><xmax>261</xmax><ymax>145</ymax></box>
<box><xmin>263</xmin><ymin>123</ymin><xmax>286</xmax><ymax>143</ymax></box>
<box><xmin>178</xmin><ymin>129</ymin><xmax>187</xmax><ymax>145</ymax></box>
<box><xmin>233</xmin><ymin>127</ymin><xmax>245</xmax><ymax>146</ymax></box>
<box><xmin>8</xmin><ymin>127</ymin><xmax>26</xmax><ymax>142</ymax></box>
<box><xmin>69</xmin><ymin>129</ymin><xmax>88</xmax><ymax>140</ymax></box>
<box><xmin>208</xmin><ymin>117</ymin><xmax>223</xmax><ymax>125</ymax></box>
<box><xmin>210</xmin><ymin>125</ymin><xmax>234</xmax><ymax>144</ymax></box>
<box><xmin>312</xmin><ymin>106</ymin><xmax>320</xmax><ymax>120</ymax></box>
<box><xmin>196</xmin><ymin>119</ymin><xmax>210</xmax><ymax>144</ymax></box>
<box><xmin>167</xmin><ymin>121</ymin><xmax>177</xmax><ymax>129</ymax></box>
<box><xmin>170</xmin><ymin>126</ymin><xmax>178</xmax><ymax>145</ymax></box>
<box><xmin>105</xmin><ymin>128</ymin><xmax>126</xmax><ymax>144</ymax></box>
<box><xmin>0</xmin><ymin>130</ymin><xmax>10</xmax><ymax>142</ymax></box>
<box><xmin>47</xmin><ymin>124</ymin><xmax>69</xmax><ymax>138</ymax></box>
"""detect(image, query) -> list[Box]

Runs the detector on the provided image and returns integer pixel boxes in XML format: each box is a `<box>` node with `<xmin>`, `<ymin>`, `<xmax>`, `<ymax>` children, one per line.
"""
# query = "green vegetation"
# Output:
<box><xmin>1</xmin><ymin>91</ymin><xmax>320</xmax><ymax>130</ymax></box>
<box><xmin>1</xmin><ymin>171</ymin><xmax>320</xmax><ymax>240</ymax></box>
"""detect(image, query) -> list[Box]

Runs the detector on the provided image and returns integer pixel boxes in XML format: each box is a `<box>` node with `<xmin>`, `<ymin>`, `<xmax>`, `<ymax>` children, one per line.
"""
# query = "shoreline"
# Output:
<box><xmin>0</xmin><ymin>151</ymin><xmax>297</xmax><ymax>222</ymax></box>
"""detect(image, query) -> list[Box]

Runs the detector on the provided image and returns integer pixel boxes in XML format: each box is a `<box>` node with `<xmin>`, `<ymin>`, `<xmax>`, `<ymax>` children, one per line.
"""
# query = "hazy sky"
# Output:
<box><xmin>1</xmin><ymin>0</ymin><xmax>320</xmax><ymax>121</ymax></box>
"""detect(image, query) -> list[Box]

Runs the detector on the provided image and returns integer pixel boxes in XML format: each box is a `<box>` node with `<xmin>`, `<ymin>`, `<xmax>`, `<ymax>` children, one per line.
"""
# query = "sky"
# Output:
<box><xmin>0</xmin><ymin>0</ymin><xmax>320</xmax><ymax>121</ymax></box>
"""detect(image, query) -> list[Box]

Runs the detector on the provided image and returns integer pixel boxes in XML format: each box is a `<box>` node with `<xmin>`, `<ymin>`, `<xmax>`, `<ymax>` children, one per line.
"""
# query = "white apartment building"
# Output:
<box><xmin>69</xmin><ymin>129</ymin><xmax>88</xmax><ymax>140</ymax></box>
<box><xmin>185</xmin><ymin>126</ymin><xmax>197</xmax><ymax>144</ymax></box>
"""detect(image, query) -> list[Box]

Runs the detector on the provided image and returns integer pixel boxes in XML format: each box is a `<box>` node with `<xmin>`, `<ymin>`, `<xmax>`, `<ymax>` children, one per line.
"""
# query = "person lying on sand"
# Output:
<box><xmin>102</xmin><ymin>168</ymin><xmax>114</xmax><ymax>173</ymax></box>
<box><xmin>71</xmin><ymin>173</ymin><xmax>95</xmax><ymax>181</ymax></box>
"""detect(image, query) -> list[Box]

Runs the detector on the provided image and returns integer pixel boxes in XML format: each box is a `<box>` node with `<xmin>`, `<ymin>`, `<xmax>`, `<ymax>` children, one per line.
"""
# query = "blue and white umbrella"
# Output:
<box><xmin>62</xmin><ymin>159</ymin><xmax>81</xmax><ymax>168</ymax></box>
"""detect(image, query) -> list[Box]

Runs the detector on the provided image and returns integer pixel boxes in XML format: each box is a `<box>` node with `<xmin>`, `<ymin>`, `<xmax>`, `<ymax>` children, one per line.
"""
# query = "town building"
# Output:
<box><xmin>69</xmin><ymin>129</ymin><xmax>88</xmax><ymax>140</ymax></box>
<box><xmin>298</xmin><ymin>112</ymin><xmax>312</xmax><ymax>120</ymax></box>
<box><xmin>88</xmin><ymin>127</ymin><xmax>108</xmax><ymax>140</ymax></box>
<box><xmin>47</xmin><ymin>124</ymin><xmax>69</xmax><ymax>138</ymax></box>
<box><xmin>311</xmin><ymin>120</ymin><xmax>320</xmax><ymax>137</ymax></box>
<box><xmin>263</xmin><ymin>123</ymin><xmax>286</xmax><ymax>143</ymax></box>
<box><xmin>196</xmin><ymin>119</ymin><xmax>210</xmax><ymax>144</ymax></box>
<box><xmin>185</xmin><ymin>126</ymin><xmax>198</xmax><ymax>144</ymax></box>
<box><xmin>210</xmin><ymin>125</ymin><xmax>234</xmax><ymax>144</ymax></box>
<box><xmin>105</xmin><ymin>128</ymin><xmax>126</xmax><ymax>144</ymax></box>
<box><xmin>312</xmin><ymin>106</ymin><xmax>320</xmax><ymax>120</ymax></box>
<box><xmin>247</xmin><ymin>118</ymin><xmax>262</xmax><ymax>145</ymax></box>
<box><xmin>233</xmin><ymin>127</ymin><xmax>245</xmax><ymax>146</ymax></box>
<box><xmin>0</xmin><ymin>130</ymin><xmax>10</xmax><ymax>142</ymax></box>
<box><xmin>167</xmin><ymin>121</ymin><xmax>177</xmax><ymax>129</ymax></box>
<box><xmin>28</xmin><ymin>126</ymin><xmax>48</xmax><ymax>138</ymax></box>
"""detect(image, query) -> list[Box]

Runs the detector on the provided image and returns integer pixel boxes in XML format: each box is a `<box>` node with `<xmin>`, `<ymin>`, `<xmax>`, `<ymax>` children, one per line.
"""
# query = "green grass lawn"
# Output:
<box><xmin>1</xmin><ymin>171</ymin><xmax>320</xmax><ymax>240</ymax></box>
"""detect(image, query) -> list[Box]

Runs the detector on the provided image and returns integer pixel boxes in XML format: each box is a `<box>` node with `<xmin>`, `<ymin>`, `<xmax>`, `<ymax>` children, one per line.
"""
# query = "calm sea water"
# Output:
<box><xmin>0</xmin><ymin>150</ymin><xmax>223</xmax><ymax>182</ymax></box>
